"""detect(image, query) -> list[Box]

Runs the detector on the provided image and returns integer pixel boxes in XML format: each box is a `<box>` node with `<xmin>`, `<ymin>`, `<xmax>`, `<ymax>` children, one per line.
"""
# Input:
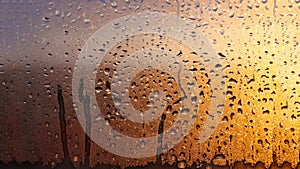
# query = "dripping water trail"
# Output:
<box><xmin>175</xmin><ymin>0</ymin><xmax>179</xmax><ymax>36</ymax></box>
<box><xmin>57</xmin><ymin>85</ymin><xmax>72</xmax><ymax>167</ymax></box>
<box><xmin>176</xmin><ymin>0</ymin><xmax>179</xmax><ymax>27</ymax></box>
<box><xmin>79</xmin><ymin>79</ymin><xmax>91</xmax><ymax>166</ymax></box>
<box><xmin>272</xmin><ymin>0</ymin><xmax>280</xmax><ymax>158</ymax></box>
<box><xmin>156</xmin><ymin>112</ymin><xmax>166</xmax><ymax>162</ymax></box>
<box><xmin>273</xmin><ymin>0</ymin><xmax>277</xmax><ymax>22</ymax></box>
<box><xmin>177</xmin><ymin>63</ymin><xmax>187</xmax><ymax>100</ymax></box>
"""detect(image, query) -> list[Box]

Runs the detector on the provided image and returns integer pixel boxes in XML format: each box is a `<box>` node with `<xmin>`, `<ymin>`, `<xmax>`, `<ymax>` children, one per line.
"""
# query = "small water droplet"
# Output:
<box><xmin>131</xmin><ymin>81</ymin><xmax>137</xmax><ymax>88</ymax></box>
<box><xmin>114</xmin><ymin>97</ymin><xmax>121</xmax><ymax>106</ymax></box>
<box><xmin>104</xmin><ymin>68</ymin><xmax>110</xmax><ymax>75</ymax></box>
<box><xmin>113</xmin><ymin>135</ymin><xmax>122</xmax><ymax>139</ymax></box>
<box><xmin>181</xmin><ymin>108</ymin><xmax>190</xmax><ymax>114</ymax></box>
<box><xmin>54</xmin><ymin>10</ymin><xmax>61</xmax><ymax>17</ymax></box>
<box><xmin>42</xmin><ymin>17</ymin><xmax>51</xmax><ymax>23</ymax></box>
<box><xmin>188</xmin><ymin>15</ymin><xmax>196</xmax><ymax>20</ymax></box>
<box><xmin>229</xmin><ymin>11</ymin><xmax>234</xmax><ymax>18</ymax></box>
<box><xmin>191</xmin><ymin>96</ymin><xmax>197</xmax><ymax>103</ymax></box>
<box><xmin>73</xmin><ymin>155</ymin><xmax>78</xmax><ymax>162</ymax></box>
<box><xmin>95</xmin><ymin>87</ymin><xmax>103</xmax><ymax>93</ymax></box>
<box><xmin>138</xmin><ymin>25</ymin><xmax>142</xmax><ymax>31</ymax></box>
<box><xmin>84</xmin><ymin>19</ymin><xmax>91</xmax><ymax>24</ymax></box>
<box><xmin>170</xmin><ymin>129</ymin><xmax>176</xmax><ymax>135</ymax></box>
<box><xmin>152</xmin><ymin>90</ymin><xmax>160</xmax><ymax>97</ymax></box>
<box><xmin>113</xmin><ymin>22</ymin><xmax>120</xmax><ymax>29</ymax></box>
<box><xmin>110</xmin><ymin>143</ymin><xmax>116</xmax><ymax>148</ymax></box>
<box><xmin>111</xmin><ymin>1</ymin><xmax>118</xmax><ymax>8</ymax></box>
<box><xmin>178</xmin><ymin>161</ymin><xmax>186</xmax><ymax>168</ymax></box>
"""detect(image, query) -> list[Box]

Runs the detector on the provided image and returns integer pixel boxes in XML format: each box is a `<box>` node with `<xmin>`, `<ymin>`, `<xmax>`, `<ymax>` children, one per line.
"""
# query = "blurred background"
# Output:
<box><xmin>0</xmin><ymin>0</ymin><xmax>299</xmax><ymax>168</ymax></box>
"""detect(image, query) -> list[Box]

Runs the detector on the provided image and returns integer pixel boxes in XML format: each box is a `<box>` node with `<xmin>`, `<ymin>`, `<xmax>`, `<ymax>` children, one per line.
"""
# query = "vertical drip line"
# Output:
<box><xmin>57</xmin><ymin>85</ymin><xmax>71</xmax><ymax>165</ymax></box>
<box><xmin>175</xmin><ymin>0</ymin><xmax>180</xmax><ymax>37</ymax></box>
<box><xmin>156</xmin><ymin>113</ymin><xmax>166</xmax><ymax>162</ymax></box>
<box><xmin>272</xmin><ymin>0</ymin><xmax>280</xmax><ymax>163</ymax></box>
<box><xmin>273</xmin><ymin>0</ymin><xmax>277</xmax><ymax>22</ymax></box>
<box><xmin>79</xmin><ymin>79</ymin><xmax>91</xmax><ymax>165</ymax></box>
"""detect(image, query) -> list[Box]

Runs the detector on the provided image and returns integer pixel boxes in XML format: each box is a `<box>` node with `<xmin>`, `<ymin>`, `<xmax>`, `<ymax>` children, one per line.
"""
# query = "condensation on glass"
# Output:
<box><xmin>0</xmin><ymin>0</ymin><xmax>299</xmax><ymax>168</ymax></box>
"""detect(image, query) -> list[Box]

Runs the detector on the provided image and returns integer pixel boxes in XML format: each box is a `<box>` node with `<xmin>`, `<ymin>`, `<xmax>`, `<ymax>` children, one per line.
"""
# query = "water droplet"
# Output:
<box><xmin>95</xmin><ymin>87</ymin><xmax>103</xmax><ymax>93</ymax></box>
<box><xmin>229</xmin><ymin>11</ymin><xmax>234</xmax><ymax>18</ymax></box>
<box><xmin>113</xmin><ymin>135</ymin><xmax>122</xmax><ymax>139</ymax></box>
<box><xmin>191</xmin><ymin>96</ymin><xmax>197</xmax><ymax>103</ymax></box>
<box><xmin>181</xmin><ymin>108</ymin><xmax>190</xmax><ymax>114</ymax></box>
<box><xmin>110</xmin><ymin>143</ymin><xmax>116</xmax><ymax>148</ymax></box>
<box><xmin>138</xmin><ymin>25</ymin><xmax>142</xmax><ymax>31</ymax></box>
<box><xmin>131</xmin><ymin>81</ymin><xmax>137</xmax><ymax>88</ymax></box>
<box><xmin>195</xmin><ymin>2</ymin><xmax>200</xmax><ymax>8</ymax></box>
<box><xmin>44</xmin><ymin>83</ymin><xmax>51</xmax><ymax>88</ymax></box>
<box><xmin>166</xmin><ymin>105</ymin><xmax>172</xmax><ymax>113</ymax></box>
<box><xmin>42</xmin><ymin>17</ymin><xmax>50</xmax><ymax>23</ymax></box>
<box><xmin>140</xmin><ymin>140</ymin><xmax>145</xmax><ymax>148</ymax></box>
<box><xmin>114</xmin><ymin>97</ymin><xmax>121</xmax><ymax>106</ymax></box>
<box><xmin>170</xmin><ymin>129</ymin><xmax>176</xmax><ymax>135</ymax></box>
<box><xmin>152</xmin><ymin>90</ymin><xmax>160</xmax><ymax>97</ymax></box>
<box><xmin>113</xmin><ymin>22</ymin><xmax>120</xmax><ymax>29</ymax></box>
<box><xmin>188</xmin><ymin>15</ymin><xmax>196</xmax><ymax>20</ymax></box>
<box><xmin>84</xmin><ymin>19</ymin><xmax>91</xmax><ymax>24</ymax></box>
<box><xmin>111</xmin><ymin>2</ymin><xmax>118</xmax><ymax>8</ymax></box>
<box><xmin>73</xmin><ymin>155</ymin><xmax>78</xmax><ymax>162</ymax></box>
<box><xmin>104</xmin><ymin>68</ymin><xmax>110</xmax><ymax>75</ymax></box>
<box><xmin>171</xmin><ymin>154</ymin><xmax>177</xmax><ymax>161</ymax></box>
<box><xmin>178</xmin><ymin>161</ymin><xmax>186</xmax><ymax>168</ymax></box>
<box><xmin>54</xmin><ymin>10</ymin><xmax>61</xmax><ymax>17</ymax></box>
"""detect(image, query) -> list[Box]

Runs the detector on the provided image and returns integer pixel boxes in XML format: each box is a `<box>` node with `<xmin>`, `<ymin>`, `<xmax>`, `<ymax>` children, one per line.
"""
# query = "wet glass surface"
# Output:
<box><xmin>0</xmin><ymin>0</ymin><xmax>300</xmax><ymax>169</ymax></box>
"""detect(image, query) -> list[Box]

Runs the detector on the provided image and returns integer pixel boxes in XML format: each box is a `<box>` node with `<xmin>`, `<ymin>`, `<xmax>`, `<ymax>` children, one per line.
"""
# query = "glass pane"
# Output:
<box><xmin>0</xmin><ymin>0</ymin><xmax>299</xmax><ymax>168</ymax></box>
